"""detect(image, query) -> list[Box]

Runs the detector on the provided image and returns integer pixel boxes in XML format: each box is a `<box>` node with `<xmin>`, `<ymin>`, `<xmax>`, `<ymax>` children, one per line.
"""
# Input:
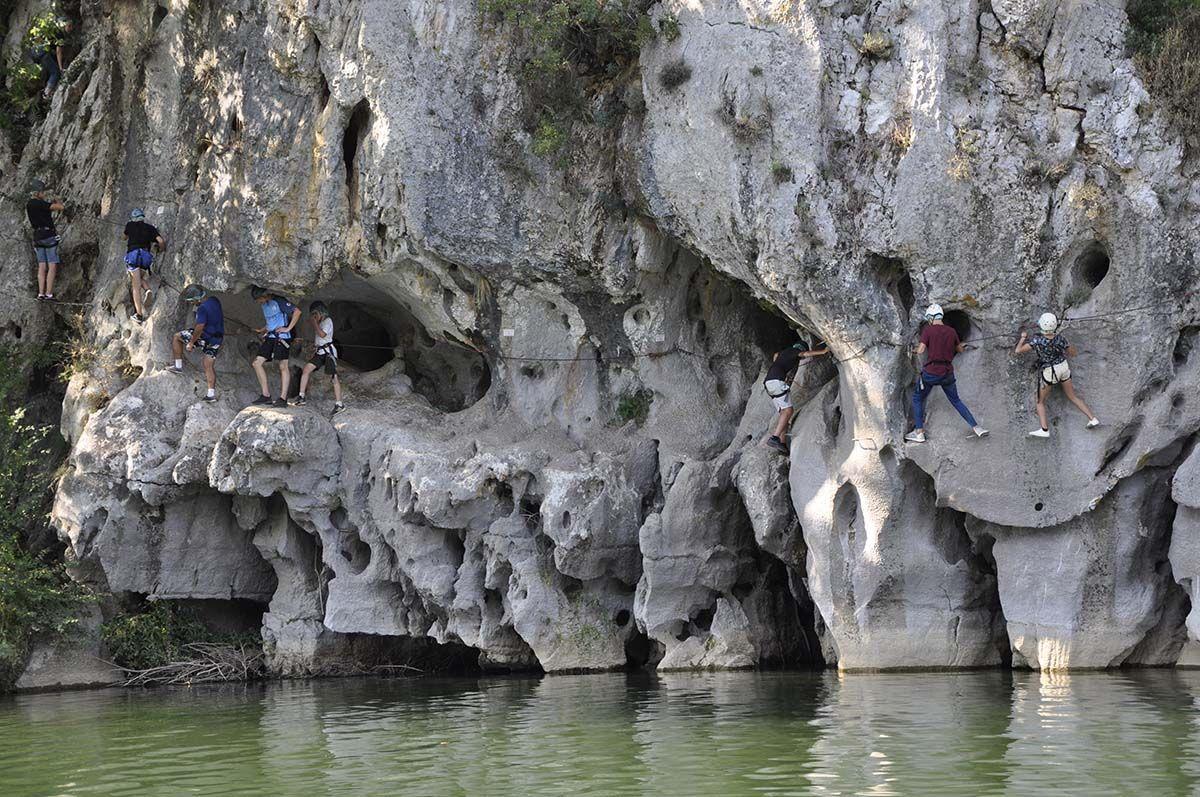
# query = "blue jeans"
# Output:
<box><xmin>39</xmin><ymin>52</ymin><xmax>60</xmax><ymax>93</ymax></box>
<box><xmin>913</xmin><ymin>370</ymin><xmax>977</xmax><ymax>429</ymax></box>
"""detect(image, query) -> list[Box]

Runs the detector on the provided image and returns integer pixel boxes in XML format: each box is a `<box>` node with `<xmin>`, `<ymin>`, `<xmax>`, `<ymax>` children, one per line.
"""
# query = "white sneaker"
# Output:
<box><xmin>166</xmin><ymin>365</ymin><xmax>184</xmax><ymax>374</ymax></box>
<box><xmin>973</xmin><ymin>427</ymin><xmax>989</xmax><ymax>438</ymax></box>
<box><xmin>1086</xmin><ymin>418</ymin><xmax>1100</xmax><ymax>429</ymax></box>
<box><xmin>905</xmin><ymin>430</ymin><xmax>926</xmax><ymax>443</ymax></box>
<box><xmin>1029</xmin><ymin>428</ymin><xmax>1050</xmax><ymax>438</ymax></box>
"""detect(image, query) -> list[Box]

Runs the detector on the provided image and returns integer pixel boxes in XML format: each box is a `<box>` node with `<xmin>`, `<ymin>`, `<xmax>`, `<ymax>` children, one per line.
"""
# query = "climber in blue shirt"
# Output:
<box><xmin>250</xmin><ymin>285</ymin><xmax>301</xmax><ymax>407</ymax></box>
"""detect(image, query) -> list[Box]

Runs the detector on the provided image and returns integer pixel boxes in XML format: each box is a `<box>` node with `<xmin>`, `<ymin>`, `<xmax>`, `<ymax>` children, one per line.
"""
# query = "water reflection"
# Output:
<box><xmin>5</xmin><ymin>670</ymin><xmax>1200</xmax><ymax>795</ymax></box>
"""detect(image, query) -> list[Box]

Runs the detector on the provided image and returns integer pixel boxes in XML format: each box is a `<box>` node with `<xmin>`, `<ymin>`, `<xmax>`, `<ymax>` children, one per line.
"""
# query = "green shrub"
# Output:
<box><xmin>659</xmin><ymin>58</ymin><xmax>691</xmax><ymax>91</ymax></box>
<box><xmin>532</xmin><ymin>116</ymin><xmax>567</xmax><ymax>155</ymax></box>
<box><xmin>103</xmin><ymin>602</ymin><xmax>260</xmax><ymax>672</ymax></box>
<box><xmin>478</xmin><ymin>0</ymin><xmax>656</xmax><ymax>151</ymax></box>
<box><xmin>615</xmin><ymin>387</ymin><xmax>654</xmax><ymax>426</ymax></box>
<box><xmin>658</xmin><ymin>13</ymin><xmax>681</xmax><ymax>42</ymax></box>
<box><xmin>771</xmin><ymin>160</ymin><xmax>794</xmax><ymax>184</ymax></box>
<box><xmin>1127</xmin><ymin>0</ymin><xmax>1200</xmax><ymax>141</ymax></box>
<box><xmin>0</xmin><ymin>345</ymin><xmax>91</xmax><ymax>690</ymax></box>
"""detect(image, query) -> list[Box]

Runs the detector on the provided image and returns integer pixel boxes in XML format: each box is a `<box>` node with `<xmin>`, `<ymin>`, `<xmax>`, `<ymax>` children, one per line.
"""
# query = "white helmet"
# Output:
<box><xmin>1038</xmin><ymin>312</ymin><xmax>1058</xmax><ymax>333</ymax></box>
<box><xmin>924</xmin><ymin>303</ymin><xmax>943</xmax><ymax>320</ymax></box>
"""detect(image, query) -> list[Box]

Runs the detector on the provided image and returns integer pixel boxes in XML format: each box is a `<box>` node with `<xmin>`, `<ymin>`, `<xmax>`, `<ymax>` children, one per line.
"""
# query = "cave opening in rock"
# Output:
<box><xmin>1073</xmin><ymin>243</ymin><xmax>1111</xmax><ymax>292</ymax></box>
<box><xmin>942</xmin><ymin>309</ymin><xmax>972</xmax><ymax>342</ymax></box>
<box><xmin>398</xmin><ymin>322</ymin><xmax>492</xmax><ymax>412</ymax></box>
<box><xmin>326</xmin><ymin>301</ymin><xmax>396</xmax><ymax>371</ymax></box>
<box><xmin>1175</xmin><ymin>327</ymin><xmax>1200</xmax><ymax>368</ymax></box>
<box><xmin>343</xmin><ymin>99</ymin><xmax>370</xmax><ymax>201</ymax></box>
<box><xmin>152</xmin><ymin>4</ymin><xmax>168</xmax><ymax>29</ymax></box>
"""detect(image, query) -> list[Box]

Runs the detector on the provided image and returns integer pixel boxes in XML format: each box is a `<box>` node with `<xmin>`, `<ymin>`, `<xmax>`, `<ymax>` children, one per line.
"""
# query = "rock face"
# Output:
<box><xmin>2</xmin><ymin>0</ymin><xmax>1199</xmax><ymax>676</ymax></box>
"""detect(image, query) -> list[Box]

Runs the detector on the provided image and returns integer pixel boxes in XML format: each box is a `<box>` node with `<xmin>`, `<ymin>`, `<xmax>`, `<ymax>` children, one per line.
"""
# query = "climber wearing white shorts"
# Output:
<box><xmin>1014</xmin><ymin>312</ymin><xmax>1101</xmax><ymax>438</ymax></box>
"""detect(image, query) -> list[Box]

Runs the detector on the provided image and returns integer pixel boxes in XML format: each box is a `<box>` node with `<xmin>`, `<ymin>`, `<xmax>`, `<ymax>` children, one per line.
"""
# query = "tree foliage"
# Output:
<box><xmin>0</xmin><ymin>345</ymin><xmax>90</xmax><ymax>690</ymax></box>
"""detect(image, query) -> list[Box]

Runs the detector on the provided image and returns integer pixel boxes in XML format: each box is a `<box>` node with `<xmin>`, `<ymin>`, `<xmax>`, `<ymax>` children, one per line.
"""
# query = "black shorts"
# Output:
<box><xmin>178</xmin><ymin>330</ymin><xmax>221</xmax><ymax>358</ymax></box>
<box><xmin>256</xmin><ymin>338</ymin><xmax>291</xmax><ymax>362</ymax></box>
<box><xmin>308</xmin><ymin>351</ymin><xmax>337</xmax><ymax>376</ymax></box>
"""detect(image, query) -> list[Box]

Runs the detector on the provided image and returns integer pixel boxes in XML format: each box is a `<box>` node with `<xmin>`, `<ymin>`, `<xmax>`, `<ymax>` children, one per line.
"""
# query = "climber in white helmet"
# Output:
<box><xmin>905</xmin><ymin>303</ymin><xmax>989</xmax><ymax>444</ymax></box>
<box><xmin>1013</xmin><ymin>312</ymin><xmax>1100</xmax><ymax>438</ymax></box>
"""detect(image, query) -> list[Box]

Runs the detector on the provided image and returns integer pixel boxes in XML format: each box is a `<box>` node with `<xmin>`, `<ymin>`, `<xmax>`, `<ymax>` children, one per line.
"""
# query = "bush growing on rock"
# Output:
<box><xmin>615</xmin><ymin>387</ymin><xmax>653</xmax><ymax>426</ymax></box>
<box><xmin>0</xmin><ymin>347</ymin><xmax>91</xmax><ymax>690</ymax></box>
<box><xmin>1127</xmin><ymin>0</ymin><xmax>1200</xmax><ymax>142</ymax></box>
<box><xmin>102</xmin><ymin>602</ymin><xmax>261</xmax><ymax>674</ymax></box>
<box><xmin>659</xmin><ymin>58</ymin><xmax>692</xmax><ymax>91</ymax></box>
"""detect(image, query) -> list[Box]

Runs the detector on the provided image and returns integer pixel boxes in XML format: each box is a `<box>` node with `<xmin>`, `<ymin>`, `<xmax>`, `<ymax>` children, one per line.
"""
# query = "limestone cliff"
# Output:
<box><xmin>3</xmin><ymin>0</ymin><xmax>1199</xmax><ymax>675</ymax></box>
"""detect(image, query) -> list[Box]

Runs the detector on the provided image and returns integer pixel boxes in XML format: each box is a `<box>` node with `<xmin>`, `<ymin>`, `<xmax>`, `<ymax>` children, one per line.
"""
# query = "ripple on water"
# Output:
<box><xmin>5</xmin><ymin>670</ymin><xmax>1200</xmax><ymax>796</ymax></box>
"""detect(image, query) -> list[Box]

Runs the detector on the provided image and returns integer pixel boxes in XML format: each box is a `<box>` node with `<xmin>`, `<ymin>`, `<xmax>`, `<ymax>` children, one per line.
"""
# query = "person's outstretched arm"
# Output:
<box><xmin>800</xmin><ymin>346</ymin><xmax>829</xmax><ymax>357</ymax></box>
<box><xmin>50</xmin><ymin>198</ymin><xmax>65</xmax><ymax>212</ymax></box>
<box><xmin>1014</xmin><ymin>330</ymin><xmax>1033</xmax><ymax>355</ymax></box>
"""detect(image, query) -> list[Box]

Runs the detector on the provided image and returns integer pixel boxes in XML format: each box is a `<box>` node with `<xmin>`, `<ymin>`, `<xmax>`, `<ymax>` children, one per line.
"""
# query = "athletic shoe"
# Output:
<box><xmin>201</xmin><ymin>394</ymin><xmax>218</xmax><ymax>403</ymax></box>
<box><xmin>166</xmin><ymin>365</ymin><xmax>184</xmax><ymax>374</ymax></box>
<box><xmin>272</xmin><ymin>398</ymin><xmax>288</xmax><ymax>407</ymax></box>
<box><xmin>765</xmin><ymin>435</ymin><xmax>789</xmax><ymax>454</ymax></box>
<box><xmin>973</xmin><ymin>427</ymin><xmax>990</xmax><ymax>438</ymax></box>
<box><xmin>290</xmin><ymin>395</ymin><xmax>307</xmax><ymax>406</ymax></box>
<box><xmin>132</xmin><ymin>313</ymin><xmax>144</xmax><ymax>323</ymax></box>
<box><xmin>333</xmin><ymin>402</ymin><xmax>346</xmax><ymax>415</ymax></box>
<box><xmin>36</xmin><ymin>294</ymin><xmax>45</xmax><ymax>301</ymax></box>
<box><xmin>1086</xmin><ymin>418</ymin><xmax>1101</xmax><ymax>429</ymax></box>
<box><xmin>905</xmin><ymin>430</ymin><xmax>926</xmax><ymax>443</ymax></box>
<box><xmin>143</xmin><ymin>289</ymin><xmax>153</xmax><ymax>305</ymax></box>
<box><xmin>44</xmin><ymin>294</ymin><xmax>53</xmax><ymax>301</ymax></box>
<box><xmin>1029</xmin><ymin>428</ymin><xmax>1050</xmax><ymax>438</ymax></box>
<box><xmin>251</xmin><ymin>395</ymin><xmax>272</xmax><ymax>406</ymax></box>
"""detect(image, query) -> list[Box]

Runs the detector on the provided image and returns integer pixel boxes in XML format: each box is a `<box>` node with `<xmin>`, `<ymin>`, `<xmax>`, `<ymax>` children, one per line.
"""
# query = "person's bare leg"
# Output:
<box><xmin>279</xmin><ymin>361</ymin><xmax>291</xmax><ymax>399</ymax></box>
<box><xmin>332</xmin><ymin>375</ymin><xmax>342</xmax><ymax>403</ymax></box>
<box><xmin>172</xmin><ymin>333</ymin><xmax>184</xmax><ymax>360</ymax></box>
<box><xmin>298</xmin><ymin>363</ymin><xmax>315</xmax><ymax>396</ymax></box>
<box><xmin>1035</xmin><ymin>384</ymin><xmax>1051</xmax><ymax>430</ymax></box>
<box><xmin>252</xmin><ymin>356</ymin><xmax>270</xmax><ymax>396</ymax></box>
<box><xmin>1061</xmin><ymin>380</ymin><xmax>1097</xmax><ymax>420</ymax></box>
<box><xmin>130</xmin><ymin>270</ymin><xmax>144</xmax><ymax>316</ymax></box>
<box><xmin>773</xmin><ymin>406</ymin><xmax>795</xmax><ymax>439</ymax></box>
<box><xmin>46</xmin><ymin>262</ymin><xmax>57</xmax><ymax>296</ymax></box>
<box><xmin>37</xmin><ymin>262</ymin><xmax>47</xmax><ymax>295</ymax></box>
<box><xmin>202</xmin><ymin>357</ymin><xmax>217</xmax><ymax>391</ymax></box>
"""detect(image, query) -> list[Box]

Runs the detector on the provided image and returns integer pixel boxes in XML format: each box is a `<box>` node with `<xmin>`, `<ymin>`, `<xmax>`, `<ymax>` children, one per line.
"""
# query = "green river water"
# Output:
<box><xmin>2</xmin><ymin>669</ymin><xmax>1200</xmax><ymax>796</ymax></box>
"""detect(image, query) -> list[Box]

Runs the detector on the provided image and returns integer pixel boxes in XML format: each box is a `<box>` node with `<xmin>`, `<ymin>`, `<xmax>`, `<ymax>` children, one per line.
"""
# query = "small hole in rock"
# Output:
<box><xmin>1074</xmin><ymin>243</ymin><xmax>1110</xmax><ymax>290</ymax></box>
<box><xmin>614</xmin><ymin>609</ymin><xmax>631</xmax><ymax>627</ymax></box>
<box><xmin>1034</xmin><ymin>502</ymin><xmax>1044</xmax><ymax>512</ymax></box>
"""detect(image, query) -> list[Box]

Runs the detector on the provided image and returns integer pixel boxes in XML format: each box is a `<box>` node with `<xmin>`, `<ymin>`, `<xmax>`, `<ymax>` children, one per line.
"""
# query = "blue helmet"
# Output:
<box><xmin>130</xmin><ymin>208</ymin><xmax>146</xmax><ymax>221</ymax></box>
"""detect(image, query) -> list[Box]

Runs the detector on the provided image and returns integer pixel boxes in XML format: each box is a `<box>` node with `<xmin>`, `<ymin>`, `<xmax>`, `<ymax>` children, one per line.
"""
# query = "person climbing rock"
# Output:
<box><xmin>291</xmin><ymin>301</ymin><xmax>345</xmax><ymax>414</ymax></box>
<box><xmin>905</xmin><ymin>304</ymin><xmax>989</xmax><ymax>443</ymax></box>
<box><xmin>28</xmin><ymin>14</ymin><xmax>73</xmax><ymax>99</ymax></box>
<box><xmin>123</xmin><ymin>208</ymin><xmax>165</xmax><ymax>322</ymax></box>
<box><xmin>250</xmin><ymin>286</ymin><xmax>300</xmax><ymax>407</ymax></box>
<box><xmin>1014</xmin><ymin>312</ymin><xmax>1101</xmax><ymax>438</ymax></box>
<box><xmin>763</xmin><ymin>339</ymin><xmax>829</xmax><ymax>454</ymax></box>
<box><xmin>169</xmin><ymin>284</ymin><xmax>223</xmax><ymax>403</ymax></box>
<box><xmin>26</xmin><ymin>179</ymin><xmax>65</xmax><ymax>300</ymax></box>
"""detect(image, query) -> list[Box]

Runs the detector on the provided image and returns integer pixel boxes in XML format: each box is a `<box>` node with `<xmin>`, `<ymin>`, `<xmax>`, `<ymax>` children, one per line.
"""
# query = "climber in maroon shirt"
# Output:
<box><xmin>905</xmin><ymin>304</ymin><xmax>988</xmax><ymax>443</ymax></box>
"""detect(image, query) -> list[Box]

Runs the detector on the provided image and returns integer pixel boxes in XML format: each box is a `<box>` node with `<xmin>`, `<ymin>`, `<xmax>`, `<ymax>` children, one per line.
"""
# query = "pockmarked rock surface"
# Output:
<box><xmin>2</xmin><ymin>0</ymin><xmax>1199</xmax><ymax>677</ymax></box>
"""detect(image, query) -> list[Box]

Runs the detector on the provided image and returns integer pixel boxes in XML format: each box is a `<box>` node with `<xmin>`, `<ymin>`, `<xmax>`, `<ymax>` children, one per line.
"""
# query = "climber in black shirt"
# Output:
<box><xmin>763</xmin><ymin>340</ymin><xmax>829</xmax><ymax>454</ymax></box>
<box><xmin>25</xmin><ymin>179</ymin><xmax>65</xmax><ymax>300</ymax></box>
<box><xmin>122</xmin><ymin>208</ymin><xmax>166</xmax><ymax>322</ymax></box>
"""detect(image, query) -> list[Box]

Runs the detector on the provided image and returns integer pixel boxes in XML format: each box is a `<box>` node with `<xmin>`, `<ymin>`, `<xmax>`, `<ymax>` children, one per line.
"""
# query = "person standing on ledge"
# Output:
<box><xmin>905</xmin><ymin>303</ymin><xmax>989</xmax><ymax>443</ymax></box>
<box><xmin>123</xmin><ymin>208</ymin><xmax>166</xmax><ymax>323</ymax></box>
<box><xmin>26</xmin><ymin>179</ymin><xmax>65</xmax><ymax>301</ymax></box>
<box><xmin>28</xmin><ymin>14</ymin><xmax>73</xmax><ymax>99</ymax></box>
<box><xmin>291</xmin><ymin>301</ymin><xmax>345</xmax><ymax>414</ymax></box>
<box><xmin>169</xmin><ymin>284</ymin><xmax>223</xmax><ymax>403</ymax></box>
<box><xmin>763</xmin><ymin>339</ymin><xmax>829</xmax><ymax>454</ymax></box>
<box><xmin>250</xmin><ymin>286</ymin><xmax>301</xmax><ymax>407</ymax></box>
<box><xmin>1013</xmin><ymin>312</ymin><xmax>1101</xmax><ymax>438</ymax></box>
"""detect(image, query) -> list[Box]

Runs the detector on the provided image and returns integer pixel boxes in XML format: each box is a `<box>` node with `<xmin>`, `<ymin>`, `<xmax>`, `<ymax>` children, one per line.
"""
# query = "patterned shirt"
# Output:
<box><xmin>1030</xmin><ymin>334</ymin><xmax>1070</xmax><ymax>368</ymax></box>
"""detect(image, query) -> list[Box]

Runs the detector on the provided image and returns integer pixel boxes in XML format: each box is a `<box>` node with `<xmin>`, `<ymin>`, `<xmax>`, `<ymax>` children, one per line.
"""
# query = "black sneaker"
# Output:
<box><xmin>290</xmin><ymin>395</ymin><xmax>306</xmax><ymax>406</ymax></box>
<box><xmin>132</xmin><ymin>313</ymin><xmax>144</xmax><ymax>323</ymax></box>
<box><xmin>272</xmin><ymin>398</ymin><xmax>288</xmax><ymax>407</ymax></box>
<box><xmin>251</xmin><ymin>395</ymin><xmax>272</xmax><ymax>406</ymax></box>
<box><xmin>766</xmin><ymin>436</ymin><xmax>789</xmax><ymax>455</ymax></box>
<box><xmin>202</xmin><ymin>394</ymin><xmax>218</xmax><ymax>403</ymax></box>
<box><xmin>333</xmin><ymin>402</ymin><xmax>346</xmax><ymax>415</ymax></box>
